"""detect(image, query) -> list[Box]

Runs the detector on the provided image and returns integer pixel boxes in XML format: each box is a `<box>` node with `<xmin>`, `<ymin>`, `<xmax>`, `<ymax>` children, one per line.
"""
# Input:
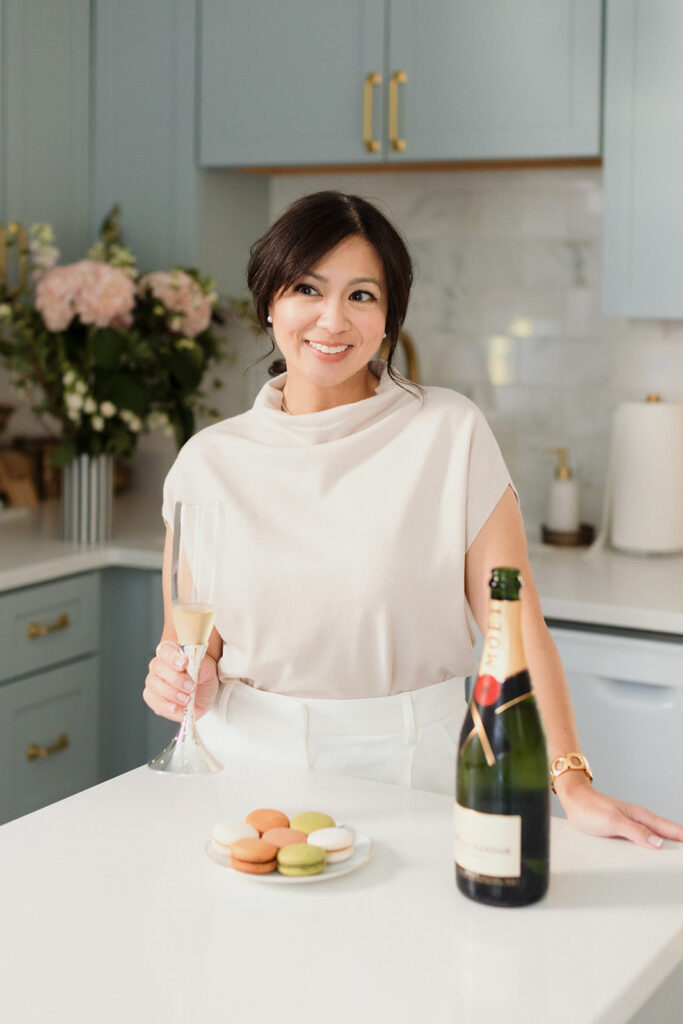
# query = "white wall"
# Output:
<box><xmin>269</xmin><ymin>168</ymin><xmax>683</xmax><ymax>538</ymax></box>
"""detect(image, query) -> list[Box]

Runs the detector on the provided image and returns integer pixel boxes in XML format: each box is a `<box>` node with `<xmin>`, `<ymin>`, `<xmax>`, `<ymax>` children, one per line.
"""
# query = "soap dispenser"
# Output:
<box><xmin>545</xmin><ymin>448</ymin><xmax>580</xmax><ymax>533</ymax></box>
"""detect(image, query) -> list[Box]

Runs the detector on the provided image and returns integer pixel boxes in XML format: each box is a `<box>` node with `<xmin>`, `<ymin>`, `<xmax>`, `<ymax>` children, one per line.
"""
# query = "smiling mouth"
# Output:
<box><xmin>306</xmin><ymin>341</ymin><xmax>351</xmax><ymax>355</ymax></box>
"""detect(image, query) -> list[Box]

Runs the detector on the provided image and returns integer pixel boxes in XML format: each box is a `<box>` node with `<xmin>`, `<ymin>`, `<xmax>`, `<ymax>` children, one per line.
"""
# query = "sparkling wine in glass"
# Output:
<box><xmin>148</xmin><ymin>501</ymin><xmax>223</xmax><ymax>774</ymax></box>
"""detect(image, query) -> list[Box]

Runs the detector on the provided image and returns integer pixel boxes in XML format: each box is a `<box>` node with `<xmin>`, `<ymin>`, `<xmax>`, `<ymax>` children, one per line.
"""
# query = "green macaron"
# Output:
<box><xmin>277</xmin><ymin>842</ymin><xmax>326</xmax><ymax>877</ymax></box>
<box><xmin>289</xmin><ymin>811</ymin><xmax>335</xmax><ymax>836</ymax></box>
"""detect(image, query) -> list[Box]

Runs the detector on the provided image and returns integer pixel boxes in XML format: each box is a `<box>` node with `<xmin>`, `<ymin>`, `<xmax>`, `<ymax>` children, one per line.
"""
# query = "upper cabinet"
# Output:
<box><xmin>601</xmin><ymin>1</ymin><xmax>683</xmax><ymax>318</ymax></box>
<box><xmin>0</xmin><ymin>0</ymin><xmax>90</xmax><ymax>260</ymax></box>
<box><xmin>199</xmin><ymin>0</ymin><xmax>603</xmax><ymax>168</ymax></box>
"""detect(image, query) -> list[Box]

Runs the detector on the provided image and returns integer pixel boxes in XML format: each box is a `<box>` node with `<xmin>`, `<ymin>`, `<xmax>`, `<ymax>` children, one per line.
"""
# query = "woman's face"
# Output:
<box><xmin>268</xmin><ymin>235</ymin><xmax>387</xmax><ymax>399</ymax></box>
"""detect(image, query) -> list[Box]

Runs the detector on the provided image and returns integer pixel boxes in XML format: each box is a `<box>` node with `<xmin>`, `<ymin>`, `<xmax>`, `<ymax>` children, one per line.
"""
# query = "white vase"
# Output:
<box><xmin>61</xmin><ymin>453</ymin><xmax>113</xmax><ymax>545</ymax></box>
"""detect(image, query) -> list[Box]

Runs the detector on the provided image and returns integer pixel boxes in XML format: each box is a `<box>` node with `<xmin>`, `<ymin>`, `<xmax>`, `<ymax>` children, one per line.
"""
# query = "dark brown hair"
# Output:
<box><xmin>246</xmin><ymin>191</ymin><xmax>414</xmax><ymax>386</ymax></box>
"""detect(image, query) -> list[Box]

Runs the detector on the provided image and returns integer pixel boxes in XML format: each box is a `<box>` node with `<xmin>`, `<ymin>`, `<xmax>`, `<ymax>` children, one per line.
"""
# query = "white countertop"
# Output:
<box><xmin>0</xmin><ymin>754</ymin><xmax>681</xmax><ymax>1024</ymax></box>
<box><xmin>1</xmin><ymin>494</ymin><xmax>682</xmax><ymax>634</ymax></box>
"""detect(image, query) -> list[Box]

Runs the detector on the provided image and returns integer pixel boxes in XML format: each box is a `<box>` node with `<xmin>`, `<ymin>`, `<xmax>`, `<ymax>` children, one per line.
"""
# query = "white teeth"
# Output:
<box><xmin>308</xmin><ymin>342</ymin><xmax>349</xmax><ymax>354</ymax></box>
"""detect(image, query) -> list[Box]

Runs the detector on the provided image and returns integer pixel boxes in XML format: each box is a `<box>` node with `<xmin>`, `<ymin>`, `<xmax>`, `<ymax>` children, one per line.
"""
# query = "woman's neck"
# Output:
<box><xmin>281</xmin><ymin>365</ymin><xmax>380</xmax><ymax>415</ymax></box>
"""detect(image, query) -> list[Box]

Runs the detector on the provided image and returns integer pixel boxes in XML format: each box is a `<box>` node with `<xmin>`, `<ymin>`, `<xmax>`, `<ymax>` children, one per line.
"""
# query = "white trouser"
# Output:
<box><xmin>198</xmin><ymin>676</ymin><xmax>467</xmax><ymax>796</ymax></box>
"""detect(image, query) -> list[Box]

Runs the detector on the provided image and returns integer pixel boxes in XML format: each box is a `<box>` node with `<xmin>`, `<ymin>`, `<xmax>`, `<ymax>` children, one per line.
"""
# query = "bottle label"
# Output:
<box><xmin>454</xmin><ymin>803</ymin><xmax>521</xmax><ymax>879</ymax></box>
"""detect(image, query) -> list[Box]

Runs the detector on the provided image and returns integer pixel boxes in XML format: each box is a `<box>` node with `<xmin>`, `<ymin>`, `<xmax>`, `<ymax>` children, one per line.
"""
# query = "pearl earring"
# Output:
<box><xmin>382</xmin><ymin>333</ymin><xmax>386</xmax><ymax>339</ymax></box>
<box><xmin>267</xmin><ymin>315</ymin><xmax>272</xmax><ymax>324</ymax></box>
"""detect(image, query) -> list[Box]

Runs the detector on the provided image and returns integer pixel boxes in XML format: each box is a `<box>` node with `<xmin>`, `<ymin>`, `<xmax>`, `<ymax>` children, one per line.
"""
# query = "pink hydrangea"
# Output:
<box><xmin>138</xmin><ymin>269</ymin><xmax>212</xmax><ymax>337</ymax></box>
<box><xmin>34</xmin><ymin>260</ymin><xmax>136</xmax><ymax>332</ymax></box>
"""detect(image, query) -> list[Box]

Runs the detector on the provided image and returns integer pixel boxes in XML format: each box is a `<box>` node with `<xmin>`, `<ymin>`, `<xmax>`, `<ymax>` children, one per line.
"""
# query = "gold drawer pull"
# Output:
<box><xmin>26</xmin><ymin>612</ymin><xmax>70</xmax><ymax>638</ymax></box>
<box><xmin>26</xmin><ymin>732</ymin><xmax>70</xmax><ymax>761</ymax></box>
<box><xmin>363</xmin><ymin>71</ymin><xmax>382</xmax><ymax>152</ymax></box>
<box><xmin>388</xmin><ymin>69</ymin><xmax>407</xmax><ymax>151</ymax></box>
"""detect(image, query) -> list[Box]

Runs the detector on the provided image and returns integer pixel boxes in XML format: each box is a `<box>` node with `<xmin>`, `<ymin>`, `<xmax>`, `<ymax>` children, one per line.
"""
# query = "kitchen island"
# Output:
<box><xmin>0</xmin><ymin>751</ymin><xmax>681</xmax><ymax>1023</ymax></box>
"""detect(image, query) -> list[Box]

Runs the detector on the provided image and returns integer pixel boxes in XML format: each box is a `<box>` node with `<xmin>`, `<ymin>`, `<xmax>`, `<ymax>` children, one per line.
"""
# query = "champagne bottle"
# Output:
<box><xmin>455</xmin><ymin>567</ymin><xmax>549</xmax><ymax>907</ymax></box>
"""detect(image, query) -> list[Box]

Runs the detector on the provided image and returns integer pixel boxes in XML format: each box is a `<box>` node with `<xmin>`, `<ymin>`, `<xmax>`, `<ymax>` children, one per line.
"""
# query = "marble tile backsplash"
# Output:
<box><xmin>269</xmin><ymin>168</ymin><xmax>683</xmax><ymax>538</ymax></box>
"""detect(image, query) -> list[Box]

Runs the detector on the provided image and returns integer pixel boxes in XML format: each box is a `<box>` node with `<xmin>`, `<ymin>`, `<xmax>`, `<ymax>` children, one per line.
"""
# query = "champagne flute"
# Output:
<box><xmin>148</xmin><ymin>501</ymin><xmax>223</xmax><ymax>774</ymax></box>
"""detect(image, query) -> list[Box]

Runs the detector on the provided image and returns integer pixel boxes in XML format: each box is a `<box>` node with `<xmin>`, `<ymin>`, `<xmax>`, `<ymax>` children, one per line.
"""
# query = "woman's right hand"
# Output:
<box><xmin>143</xmin><ymin>641</ymin><xmax>219</xmax><ymax>722</ymax></box>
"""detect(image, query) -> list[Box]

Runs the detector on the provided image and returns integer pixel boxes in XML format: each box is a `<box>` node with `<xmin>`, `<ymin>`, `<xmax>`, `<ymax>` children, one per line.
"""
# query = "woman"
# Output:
<box><xmin>143</xmin><ymin>191</ymin><xmax>682</xmax><ymax>850</ymax></box>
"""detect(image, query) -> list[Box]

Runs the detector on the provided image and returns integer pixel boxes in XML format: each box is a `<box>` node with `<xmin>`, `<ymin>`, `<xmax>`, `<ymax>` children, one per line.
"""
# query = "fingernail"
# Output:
<box><xmin>183</xmin><ymin>678</ymin><xmax>194</xmax><ymax>692</ymax></box>
<box><xmin>173</xmin><ymin>656</ymin><xmax>185</xmax><ymax>669</ymax></box>
<box><xmin>176</xmin><ymin>692</ymin><xmax>189</xmax><ymax>705</ymax></box>
<box><xmin>648</xmin><ymin>835</ymin><xmax>663</xmax><ymax>848</ymax></box>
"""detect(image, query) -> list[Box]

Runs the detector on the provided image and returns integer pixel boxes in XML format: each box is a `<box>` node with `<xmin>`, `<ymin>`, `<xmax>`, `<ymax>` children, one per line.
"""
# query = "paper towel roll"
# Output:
<box><xmin>610</xmin><ymin>398</ymin><xmax>683</xmax><ymax>554</ymax></box>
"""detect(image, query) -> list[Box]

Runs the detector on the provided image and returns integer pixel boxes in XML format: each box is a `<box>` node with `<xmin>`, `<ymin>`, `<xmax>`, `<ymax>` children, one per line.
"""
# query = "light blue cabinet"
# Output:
<box><xmin>199</xmin><ymin>0</ymin><xmax>602</xmax><ymax>167</ymax></box>
<box><xmin>99</xmin><ymin>568</ymin><xmax>173</xmax><ymax>780</ymax></box>
<box><xmin>602</xmin><ymin>1</ymin><xmax>683</xmax><ymax>318</ymax></box>
<box><xmin>0</xmin><ymin>574</ymin><xmax>100</xmax><ymax>824</ymax></box>
<box><xmin>200</xmin><ymin>0</ymin><xmax>385</xmax><ymax>167</ymax></box>
<box><xmin>387</xmin><ymin>0</ymin><xmax>602</xmax><ymax>162</ymax></box>
<box><xmin>0</xmin><ymin>0</ymin><xmax>90</xmax><ymax>260</ymax></box>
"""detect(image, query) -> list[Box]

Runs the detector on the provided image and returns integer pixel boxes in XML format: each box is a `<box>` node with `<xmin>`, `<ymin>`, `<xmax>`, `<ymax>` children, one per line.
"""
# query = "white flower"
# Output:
<box><xmin>83</xmin><ymin>397</ymin><xmax>97</xmax><ymax>414</ymax></box>
<box><xmin>163</xmin><ymin>424</ymin><xmax>175</xmax><ymax>437</ymax></box>
<box><xmin>86</xmin><ymin>242</ymin><xmax>106</xmax><ymax>262</ymax></box>
<box><xmin>91</xmin><ymin>415</ymin><xmax>105</xmax><ymax>431</ymax></box>
<box><xmin>74</xmin><ymin>379</ymin><xmax>88</xmax><ymax>395</ymax></box>
<box><xmin>100</xmin><ymin>401</ymin><xmax>117</xmax><ymax>418</ymax></box>
<box><xmin>62</xmin><ymin>369</ymin><xmax>77</xmax><ymax>387</ymax></box>
<box><xmin>146</xmin><ymin>411</ymin><xmax>168</xmax><ymax>430</ymax></box>
<box><xmin>120</xmin><ymin>409</ymin><xmax>142</xmax><ymax>432</ymax></box>
<box><xmin>29</xmin><ymin>223</ymin><xmax>55</xmax><ymax>245</ymax></box>
<box><xmin>66</xmin><ymin>392</ymin><xmax>84</xmax><ymax>412</ymax></box>
<box><xmin>170</xmin><ymin>315</ymin><xmax>183</xmax><ymax>332</ymax></box>
<box><xmin>66</xmin><ymin>406</ymin><xmax>81</xmax><ymax>423</ymax></box>
<box><xmin>0</xmin><ymin>303</ymin><xmax>12</xmax><ymax>320</ymax></box>
<box><xmin>176</xmin><ymin>338</ymin><xmax>195</xmax><ymax>350</ymax></box>
<box><xmin>206</xmin><ymin>290</ymin><xmax>218</xmax><ymax>307</ymax></box>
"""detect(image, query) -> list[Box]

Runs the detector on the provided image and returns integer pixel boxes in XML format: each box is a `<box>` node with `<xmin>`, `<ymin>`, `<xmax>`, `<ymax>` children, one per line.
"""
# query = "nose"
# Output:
<box><xmin>316</xmin><ymin>297</ymin><xmax>349</xmax><ymax>334</ymax></box>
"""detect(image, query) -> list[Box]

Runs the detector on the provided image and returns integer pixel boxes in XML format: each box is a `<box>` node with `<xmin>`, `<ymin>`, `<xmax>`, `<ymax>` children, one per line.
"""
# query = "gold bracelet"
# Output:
<box><xmin>550</xmin><ymin>752</ymin><xmax>593</xmax><ymax>793</ymax></box>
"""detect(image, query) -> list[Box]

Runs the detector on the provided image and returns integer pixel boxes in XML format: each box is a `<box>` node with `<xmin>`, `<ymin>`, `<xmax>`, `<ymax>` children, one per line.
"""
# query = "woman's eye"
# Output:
<box><xmin>350</xmin><ymin>289</ymin><xmax>376</xmax><ymax>302</ymax></box>
<box><xmin>293</xmin><ymin>283</ymin><xmax>318</xmax><ymax>296</ymax></box>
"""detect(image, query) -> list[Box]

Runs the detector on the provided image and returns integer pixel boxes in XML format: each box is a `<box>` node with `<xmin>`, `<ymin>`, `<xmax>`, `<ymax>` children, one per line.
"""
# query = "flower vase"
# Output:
<box><xmin>61</xmin><ymin>453</ymin><xmax>113</xmax><ymax>545</ymax></box>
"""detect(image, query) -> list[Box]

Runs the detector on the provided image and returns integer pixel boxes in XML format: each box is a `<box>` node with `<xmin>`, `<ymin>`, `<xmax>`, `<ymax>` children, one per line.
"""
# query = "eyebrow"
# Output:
<box><xmin>306</xmin><ymin>271</ymin><xmax>382</xmax><ymax>288</ymax></box>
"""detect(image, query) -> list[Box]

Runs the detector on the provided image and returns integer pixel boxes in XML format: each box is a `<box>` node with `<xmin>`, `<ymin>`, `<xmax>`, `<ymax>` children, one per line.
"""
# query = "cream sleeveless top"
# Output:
<box><xmin>162</xmin><ymin>362</ymin><xmax>513</xmax><ymax>699</ymax></box>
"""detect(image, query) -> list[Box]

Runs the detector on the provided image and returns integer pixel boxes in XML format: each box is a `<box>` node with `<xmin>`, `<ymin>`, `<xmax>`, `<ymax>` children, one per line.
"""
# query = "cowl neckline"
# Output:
<box><xmin>250</xmin><ymin>360</ymin><xmax>416</xmax><ymax>445</ymax></box>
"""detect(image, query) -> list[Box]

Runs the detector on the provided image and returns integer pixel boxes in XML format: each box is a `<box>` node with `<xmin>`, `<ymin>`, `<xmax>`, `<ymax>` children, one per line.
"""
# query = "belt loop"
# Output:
<box><xmin>219</xmin><ymin>679</ymin><xmax>236</xmax><ymax>721</ymax></box>
<box><xmin>402</xmin><ymin>692</ymin><xmax>417</xmax><ymax>746</ymax></box>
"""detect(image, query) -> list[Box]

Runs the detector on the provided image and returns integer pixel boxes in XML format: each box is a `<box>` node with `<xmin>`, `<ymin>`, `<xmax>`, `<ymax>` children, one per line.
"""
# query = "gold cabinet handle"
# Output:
<box><xmin>26</xmin><ymin>612</ymin><xmax>70</xmax><ymax>639</ymax></box>
<box><xmin>26</xmin><ymin>732</ymin><xmax>70</xmax><ymax>761</ymax></box>
<box><xmin>388</xmin><ymin>70</ymin><xmax>407</xmax><ymax>151</ymax></box>
<box><xmin>363</xmin><ymin>71</ymin><xmax>382</xmax><ymax>152</ymax></box>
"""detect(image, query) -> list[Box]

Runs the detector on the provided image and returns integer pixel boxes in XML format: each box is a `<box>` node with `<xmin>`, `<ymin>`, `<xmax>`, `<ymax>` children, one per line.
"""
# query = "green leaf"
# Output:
<box><xmin>97</xmin><ymin>373</ymin><xmax>149</xmax><ymax>416</ymax></box>
<box><xmin>91</xmin><ymin>329</ymin><xmax>127</xmax><ymax>370</ymax></box>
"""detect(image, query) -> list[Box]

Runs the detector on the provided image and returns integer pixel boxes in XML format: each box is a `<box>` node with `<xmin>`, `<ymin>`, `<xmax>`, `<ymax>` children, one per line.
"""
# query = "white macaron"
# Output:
<box><xmin>210</xmin><ymin>821</ymin><xmax>259</xmax><ymax>857</ymax></box>
<box><xmin>307</xmin><ymin>826</ymin><xmax>355</xmax><ymax>864</ymax></box>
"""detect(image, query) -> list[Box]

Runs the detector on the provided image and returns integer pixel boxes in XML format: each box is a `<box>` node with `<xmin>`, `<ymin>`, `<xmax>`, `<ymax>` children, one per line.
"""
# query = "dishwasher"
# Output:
<box><xmin>548</xmin><ymin>622</ymin><xmax>683</xmax><ymax>822</ymax></box>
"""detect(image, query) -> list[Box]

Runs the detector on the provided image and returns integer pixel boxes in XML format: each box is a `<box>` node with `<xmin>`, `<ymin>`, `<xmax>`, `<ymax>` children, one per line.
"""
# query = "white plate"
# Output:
<box><xmin>205</xmin><ymin>829</ymin><xmax>373</xmax><ymax>884</ymax></box>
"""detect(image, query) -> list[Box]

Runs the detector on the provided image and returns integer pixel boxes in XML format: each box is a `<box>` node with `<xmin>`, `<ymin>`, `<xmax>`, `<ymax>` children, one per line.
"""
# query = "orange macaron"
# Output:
<box><xmin>245</xmin><ymin>808</ymin><xmax>290</xmax><ymax>835</ymax></box>
<box><xmin>261</xmin><ymin>827</ymin><xmax>308</xmax><ymax>849</ymax></box>
<box><xmin>229</xmin><ymin>837</ymin><xmax>278</xmax><ymax>875</ymax></box>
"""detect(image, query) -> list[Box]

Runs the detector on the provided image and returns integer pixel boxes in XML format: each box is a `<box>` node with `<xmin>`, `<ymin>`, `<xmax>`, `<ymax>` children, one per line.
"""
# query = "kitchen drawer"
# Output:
<box><xmin>0</xmin><ymin>655</ymin><xmax>98</xmax><ymax>824</ymax></box>
<box><xmin>0</xmin><ymin>573</ymin><xmax>100</xmax><ymax>684</ymax></box>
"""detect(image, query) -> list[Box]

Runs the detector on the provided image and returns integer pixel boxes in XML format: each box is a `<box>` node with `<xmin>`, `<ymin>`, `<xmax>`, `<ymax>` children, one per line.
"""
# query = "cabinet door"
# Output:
<box><xmin>0</xmin><ymin>0</ymin><xmax>90</xmax><ymax>261</ymax></box>
<box><xmin>602</xmin><ymin>1</ymin><xmax>683</xmax><ymax>317</ymax></box>
<box><xmin>199</xmin><ymin>0</ymin><xmax>385</xmax><ymax>166</ymax></box>
<box><xmin>387</xmin><ymin>0</ymin><xmax>602</xmax><ymax>161</ymax></box>
<box><xmin>0</xmin><ymin>656</ymin><xmax>99</xmax><ymax>824</ymax></box>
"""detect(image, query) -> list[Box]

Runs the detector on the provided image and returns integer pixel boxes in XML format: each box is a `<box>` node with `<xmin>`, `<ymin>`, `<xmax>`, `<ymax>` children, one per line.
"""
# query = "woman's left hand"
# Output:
<box><xmin>557</xmin><ymin>773</ymin><xmax>683</xmax><ymax>849</ymax></box>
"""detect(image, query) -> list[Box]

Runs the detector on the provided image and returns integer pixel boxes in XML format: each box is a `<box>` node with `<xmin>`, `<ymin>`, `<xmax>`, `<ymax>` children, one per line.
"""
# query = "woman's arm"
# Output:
<box><xmin>465</xmin><ymin>485</ymin><xmax>683</xmax><ymax>848</ymax></box>
<box><xmin>142</xmin><ymin>525</ymin><xmax>221</xmax><ymax>721</ymax></box>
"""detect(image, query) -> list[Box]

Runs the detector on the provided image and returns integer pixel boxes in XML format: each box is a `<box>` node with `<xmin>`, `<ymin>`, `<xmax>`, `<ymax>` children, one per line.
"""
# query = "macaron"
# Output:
<box><xmin>245</xmin><ymin>808</ymin><xmax>290</xmax><ymax>835</ymax></box>
<box><xmin>210</xmin><ymin>821</ymin><xmax>259</xmax><ymax>857</ymax></box>
<box><xmin>229</xmin><ymin>837</ymin><xmax>278</xmax><ymax>875</ymax></box>
<box><xmin>289</xmin><ymin>811</ymin><xmax>335</xmax><ymax>836</ymax></box>
<box><xmin>277</xmin><ymin>842</ymin><xmax>326</xmax><ymax>877</ymax></box>
<box><xmin>306</xmin><ymin>826</ymin><xmax>355</xmax><ymax>864</ymax></box>
<box><xmin>261</xmin><ymin>827</ymin><xmax>308</xmax><ymax>849</ymax></box>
